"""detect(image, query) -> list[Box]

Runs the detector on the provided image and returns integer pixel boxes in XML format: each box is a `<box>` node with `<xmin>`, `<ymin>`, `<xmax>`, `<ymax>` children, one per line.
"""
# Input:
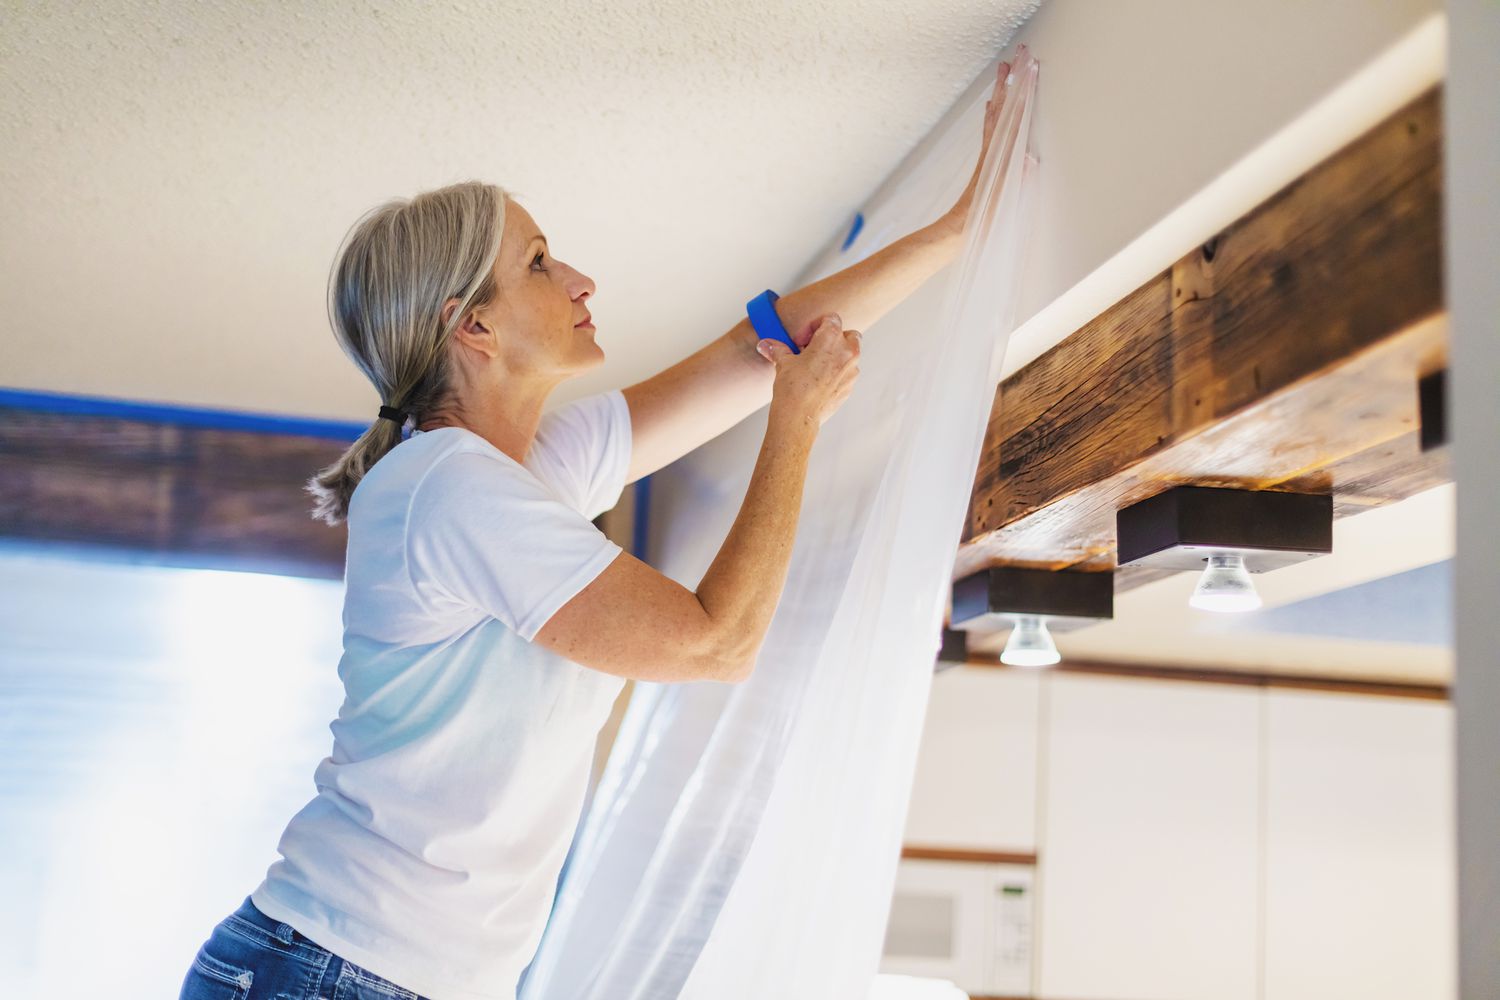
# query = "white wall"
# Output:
<box><xmin>998</xmin><ymin>0</ymin><xmax>1439</xmax><ymax>338</ymax></box>
<box><xmin>904</xmin><ymin>668</ymin><xmax>1040</xmax><ymax>850</ymax></box>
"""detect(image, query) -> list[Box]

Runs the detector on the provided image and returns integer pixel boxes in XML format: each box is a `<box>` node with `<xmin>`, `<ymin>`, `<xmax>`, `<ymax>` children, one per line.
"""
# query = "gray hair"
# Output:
<box><xmin>306</xmin><ymin>181</ymin><xmax>508</xmax><ymax>526</ymax></box>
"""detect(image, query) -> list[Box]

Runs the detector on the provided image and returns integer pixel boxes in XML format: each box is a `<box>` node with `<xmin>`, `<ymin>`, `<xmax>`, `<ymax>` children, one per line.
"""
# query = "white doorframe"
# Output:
<box><xmin>1446</xmin><ymin>2</ymin><xmax>1499</xmax><ymax>996</ymax></box>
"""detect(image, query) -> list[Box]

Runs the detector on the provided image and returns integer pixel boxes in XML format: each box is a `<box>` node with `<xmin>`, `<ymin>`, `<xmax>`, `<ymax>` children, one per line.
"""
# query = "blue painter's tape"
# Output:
<box><xmin>746</xmin><ymin>289</ymin><xmax>800</xmax><ymax>355</ymax></box>
<box><xmin>840</xmin><ymin>211</ymin><xmax>865</xmax><ymax>252</ymax></box>
<box><xmin>0</xmin><ymin>386</ymin><xmax>368</xmax><ymax>441</ymax></box>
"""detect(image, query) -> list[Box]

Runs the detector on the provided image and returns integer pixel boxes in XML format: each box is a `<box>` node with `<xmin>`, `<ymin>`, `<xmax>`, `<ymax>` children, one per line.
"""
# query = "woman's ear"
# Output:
<box><xmin>440</xmin><ymin>297</ymin><xmax>463</xmax><ymax>331</ymax></box>
<box><xmin>447</xmin><ymin>302</ymin><xmax>501</xmax><ymax>360</ymax></box>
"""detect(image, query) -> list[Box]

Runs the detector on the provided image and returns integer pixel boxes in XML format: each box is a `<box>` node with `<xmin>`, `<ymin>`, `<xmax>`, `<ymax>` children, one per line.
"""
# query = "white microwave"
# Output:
<box><xmin>880</xmin><ymin>857</ymin><xmax>1035</xmax><ymax>997</ymax></box>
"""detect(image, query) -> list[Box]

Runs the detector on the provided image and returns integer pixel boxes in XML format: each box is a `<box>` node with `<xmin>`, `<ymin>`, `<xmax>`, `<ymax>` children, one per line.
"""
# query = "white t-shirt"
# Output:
<box><xmin>252</xmin><ymin>389</ymin><xmax>633</xmax><ymax>1000</ymax></box>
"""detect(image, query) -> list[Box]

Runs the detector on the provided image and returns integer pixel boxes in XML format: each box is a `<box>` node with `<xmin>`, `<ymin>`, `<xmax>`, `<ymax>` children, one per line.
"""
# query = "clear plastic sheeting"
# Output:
<box><xmin>521</xmin><ymin>48</ymin><xmax>1040</xmax><ymax>1000</ymax></box>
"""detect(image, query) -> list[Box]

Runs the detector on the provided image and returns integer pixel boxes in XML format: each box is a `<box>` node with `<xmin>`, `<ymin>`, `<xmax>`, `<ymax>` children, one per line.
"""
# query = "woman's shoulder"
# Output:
<box><xmin>527</xmin><ymin>390</ymin><xmax>632</xmax><ymax>517</ymax></box>
<box><xmin>350</xmin><ymin>428</ymin><xmax>531</xmax><ymax>521</ymax></box>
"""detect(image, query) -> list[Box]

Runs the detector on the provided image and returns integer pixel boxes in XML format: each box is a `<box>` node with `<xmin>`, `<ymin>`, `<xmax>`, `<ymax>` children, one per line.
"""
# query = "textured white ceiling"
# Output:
<box><xmin>0</xmin><ymin>0</ymin><xmax>1038</xmax><ymax>420</ymax></box>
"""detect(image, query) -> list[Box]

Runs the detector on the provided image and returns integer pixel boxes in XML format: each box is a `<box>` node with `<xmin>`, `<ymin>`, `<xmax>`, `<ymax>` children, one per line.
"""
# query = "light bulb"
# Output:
<box><xmin>1001</xmin><ymin>615</ymin><xmax>1060</xmax><ymax>668</ymax></box>
<box><xmin>1189</xmin><ymin>552</ymin><xmax>1263</xmax><ymax>613</ymax></box>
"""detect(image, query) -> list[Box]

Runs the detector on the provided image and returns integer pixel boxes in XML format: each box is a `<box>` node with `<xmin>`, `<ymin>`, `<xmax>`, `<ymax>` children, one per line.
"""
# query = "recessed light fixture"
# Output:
<box><xmin>1116</xmin><ymin>486</ymin><xmax>1332</xmax><ymax>615</ymax></box>
<box><xmin>1001</xmin><ymin>614</ymin><xmax>1061</xmax><ymax>667</ymax></box>
<box><xmin>1188</xmin><ymin>552</ymin><xmax>1263</xmax><ymax>613</ymax></box>
<box><xmin>949</xmin><ymin>566</ymin><xmax>1113</xmax><ymax>668</ymax></box>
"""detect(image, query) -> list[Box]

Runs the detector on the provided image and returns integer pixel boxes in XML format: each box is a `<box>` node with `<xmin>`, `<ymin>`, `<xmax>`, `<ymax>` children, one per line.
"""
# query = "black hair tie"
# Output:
<box><xmin>377</xmin><ymin>404</ymin><xmax>408</xmax><ymax>425</ymax></box>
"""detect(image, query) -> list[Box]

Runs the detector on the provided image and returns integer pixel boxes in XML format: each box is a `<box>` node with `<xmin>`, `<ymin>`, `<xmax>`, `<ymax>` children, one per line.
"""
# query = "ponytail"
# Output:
<box><xmin>305</xmin><ymin>181</ymin><xmax>507</xmax><ymax>525</ymax></box>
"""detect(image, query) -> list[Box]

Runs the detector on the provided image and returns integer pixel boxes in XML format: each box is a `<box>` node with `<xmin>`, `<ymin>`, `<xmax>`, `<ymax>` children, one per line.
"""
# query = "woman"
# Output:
<box><xmin>180</xmin><ymin>63</ymin><xmax>1009</xmax><ymax>1000</ymax></box>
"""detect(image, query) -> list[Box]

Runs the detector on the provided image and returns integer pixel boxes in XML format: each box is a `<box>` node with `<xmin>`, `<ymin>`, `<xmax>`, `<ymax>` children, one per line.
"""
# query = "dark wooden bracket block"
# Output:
<box><xmin>951</xmin><ymin>565</ymin><xmax>1114</xmax><ymax>634</ymax></box>
<box><xmin>936</xmin><ymin>627</ymin><xmax>969</xmax><ymax>672</ymax></box>
<box><xmin>1115</xmin><ymin>485</ymin><xmax>1333</xmax><ymax>574</ymax></box>
<box><xmin>1418</xmin><ymin>368</ymin><xmax>1449</xmax><ymax>451</ymax></box>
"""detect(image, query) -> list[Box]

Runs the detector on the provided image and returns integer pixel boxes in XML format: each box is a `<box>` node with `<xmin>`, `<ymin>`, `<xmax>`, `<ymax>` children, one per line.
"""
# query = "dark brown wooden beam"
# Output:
<box><xmin>0</xmin><ymin>409</ymin><xmax>350</xmax><ymax>578</ymax></box>
<box><xmin>0</xmin><ymin>405</ymin><xmax>641</xmax><ymax>578</ymax></box>
<box><xmin>958</xmin><ymin>86</ymin><xmax>1447</xmax><ymax>585</ymax></box>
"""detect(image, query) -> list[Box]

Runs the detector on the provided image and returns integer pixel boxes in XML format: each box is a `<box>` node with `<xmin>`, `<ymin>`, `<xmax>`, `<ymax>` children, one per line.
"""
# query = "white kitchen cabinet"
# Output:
<box><xmin>1263</xmin><ymin>689</ymin><xmax>1456</xmax><ymax>1000</ymax></box>
<box><xmin>903</xmin><ymin>666</ymin><xmax>1041</xmax><ymax>850</ymax></box>
<box><xmin>1036</xmin><ymin>674</ymin><xmax>1260</xmax><ymax>1000</ymax></box>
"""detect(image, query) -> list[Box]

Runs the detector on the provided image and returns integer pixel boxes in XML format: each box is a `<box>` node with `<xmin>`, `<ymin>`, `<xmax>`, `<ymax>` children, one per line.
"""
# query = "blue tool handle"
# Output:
<box><xmin>746</xmin><ymin>289</ymin><xmax>800</xmax><ymax>355</ymax></box>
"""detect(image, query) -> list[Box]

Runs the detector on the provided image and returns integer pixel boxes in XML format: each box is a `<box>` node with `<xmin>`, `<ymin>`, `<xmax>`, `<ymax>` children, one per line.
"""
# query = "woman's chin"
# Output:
<box><xmin>569</xmin><ymin>335</ymin><xmax>606</xmax><ymax>371</ymax></box>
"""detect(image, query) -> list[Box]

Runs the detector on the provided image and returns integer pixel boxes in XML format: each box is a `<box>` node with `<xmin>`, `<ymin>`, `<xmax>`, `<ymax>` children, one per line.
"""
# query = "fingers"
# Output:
<box><xmin>988</xmin><ymin>61</ymin><xmax>1010</xmax><ymax>115</ymax></box>
<box><xmin>761</xmin><ymin>312</ymin><xmax>860</xmax><ymax>365</ymax></box>
<box><xmin>790</xmin><ymin>313</ymin><xmax>824</xmax><ymax>351</ymax></box>
<box><xmin>810</xmin><ymin>312</ymin><xmax>843</xmax><ymax>344</ymax></box>
<box><xmin>763</xmin><ymin>313</ymin><xmax>862</xmax><ymax>427</ymax></box>
<box><xmin>983</xmin><ymin>62</ymin><xmax>1008</xmax><ymax>139</ymax></box>
<box><xmin>810</xmin><ymin>316</ymin><xmax>862</xmax><ymax>363</ymax></box>
<box><xmin>757</xmin><ymin>339</ymin><xmax>792</xmax><ymax>364</ymax></box>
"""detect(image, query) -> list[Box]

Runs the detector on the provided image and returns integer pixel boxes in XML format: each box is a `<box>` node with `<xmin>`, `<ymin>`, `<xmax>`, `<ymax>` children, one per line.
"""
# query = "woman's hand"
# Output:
<box><xmin>757</xmin><ymin>313</ymin><xmax>862</xmax><ymax>429</ymax></box>
<box><xmin>943</xmin><ymin>50</ymin><xmax>1019</xmax><ymax>232</ymax></box>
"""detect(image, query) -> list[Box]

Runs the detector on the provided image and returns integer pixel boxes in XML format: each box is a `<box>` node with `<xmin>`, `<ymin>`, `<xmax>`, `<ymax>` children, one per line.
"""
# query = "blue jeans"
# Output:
<box><xmin>179</xmin><ymin>897</ymin><xmax>431</xmax><ymax>1000</ymax></box>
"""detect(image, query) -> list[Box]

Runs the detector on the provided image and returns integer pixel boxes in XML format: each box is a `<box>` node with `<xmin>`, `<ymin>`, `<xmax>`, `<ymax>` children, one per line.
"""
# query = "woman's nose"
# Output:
<box><xmin>565</xmin><ymin>263</ymin><xmax>596</xmax><ymax>301</ymax></box>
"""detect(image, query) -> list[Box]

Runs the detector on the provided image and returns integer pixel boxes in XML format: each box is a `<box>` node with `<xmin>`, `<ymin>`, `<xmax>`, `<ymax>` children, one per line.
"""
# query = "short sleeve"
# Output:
<box><xmin>405</xmin><ymin>450</ymin><xmax>625</xmax><ymax>641</ymax></box>
<box><xmin>527</xmin><ymin>389</ymin><xmax>633</xmax><ymax>519</ymax></box>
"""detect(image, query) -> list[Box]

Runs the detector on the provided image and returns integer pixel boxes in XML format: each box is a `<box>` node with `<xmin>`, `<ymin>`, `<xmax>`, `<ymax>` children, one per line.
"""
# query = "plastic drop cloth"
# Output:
<box><xmin>521</xmin><ymin>48</ymin><xmax>1040</xmax><ymax>1000</ymax></box>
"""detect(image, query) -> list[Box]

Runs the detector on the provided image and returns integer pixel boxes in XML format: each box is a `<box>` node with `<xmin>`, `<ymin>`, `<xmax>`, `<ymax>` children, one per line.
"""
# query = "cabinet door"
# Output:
<box><xmin>904</xmin><ymin>666</ymin><xmax>1040</xmax><ymax>850</ymax></box>
<box><xmin>1264</xmin><ymin>690</ymin><xmax>1456</xmax><ymax>1000</ymax></box>
<box><xmin>1037</xmin><ymin>674</ymin><xmax>1260</xmax><ymax>1000</ymax></box>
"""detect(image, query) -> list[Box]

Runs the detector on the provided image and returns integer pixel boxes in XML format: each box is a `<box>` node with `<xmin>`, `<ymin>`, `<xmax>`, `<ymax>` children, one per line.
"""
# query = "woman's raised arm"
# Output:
<box><xmin>620</xmin><ymin>59</ymin><xmax>1010</xmax><ymax>484</ymax></box>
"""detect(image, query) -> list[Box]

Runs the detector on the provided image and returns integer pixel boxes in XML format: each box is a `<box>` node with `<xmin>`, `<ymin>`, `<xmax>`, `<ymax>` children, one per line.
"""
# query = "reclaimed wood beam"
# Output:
<box><xmin>0</xmin><ymin>411</ymin><xmax>351</xmax><ymax>578</ymax></box>
<box><xmin>0</xmin><ymin>406</ymin><xmax>641</xmax><ymax>577</ymax></box>
<box><xmin>957</xmin><ymin>86</ymin><xmax>1446</xmax><ymax>585</ymax></box>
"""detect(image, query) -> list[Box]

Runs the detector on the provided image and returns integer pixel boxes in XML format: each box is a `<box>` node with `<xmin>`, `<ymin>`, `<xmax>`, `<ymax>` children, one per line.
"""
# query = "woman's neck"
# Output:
<box><xmin>417</xmin><ymin>374</ymin><xmax>562</xmax><ymax>466</ymax></box>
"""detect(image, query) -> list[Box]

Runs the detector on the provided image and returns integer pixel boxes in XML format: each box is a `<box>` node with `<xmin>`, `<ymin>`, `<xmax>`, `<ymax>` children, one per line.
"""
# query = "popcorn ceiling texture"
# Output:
<box><xmin>0</xmin><ymin>0</ymin><xmax>1039</xmax><ymax>420</ymax></box>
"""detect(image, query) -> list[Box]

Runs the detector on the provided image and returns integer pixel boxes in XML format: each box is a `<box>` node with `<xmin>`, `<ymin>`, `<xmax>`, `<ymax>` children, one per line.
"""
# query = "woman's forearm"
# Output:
<box><xmin>624</xmin><ymin>215</ymin><xmax>965</xmax><ymax>484</ymax></box>
<box><xmin>730</xmin><ymin>214</ymin><xmax>965</xmax><ymax>358</ymax></box>
<box><xmin>693</xmin><ymin>402</ymin><xmax>819</xmax><ymax>676</ymax></box>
